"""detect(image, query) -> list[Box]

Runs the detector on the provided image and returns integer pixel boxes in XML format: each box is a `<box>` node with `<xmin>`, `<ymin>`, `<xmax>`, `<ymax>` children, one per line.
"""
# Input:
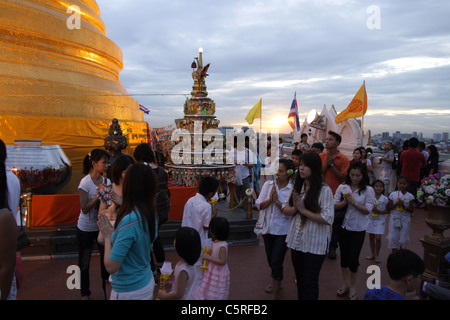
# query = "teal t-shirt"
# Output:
<box><xmin>110</xmin><ymin>210</ymin><xmax>156</xmax><ymax>293</ymax></box>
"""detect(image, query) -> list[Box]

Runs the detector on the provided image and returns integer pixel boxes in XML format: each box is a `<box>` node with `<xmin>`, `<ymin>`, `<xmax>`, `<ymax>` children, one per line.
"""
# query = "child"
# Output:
<box><xmin>387</xmin><ymin>176</ymin><xmax>414</xmax><ymax>251</ymax></box>
<box><xmin>155</xmin><ymin>227</ymin><xmax>204</xmax><ymax>300</ymax></box>
<box><xmin>364</xmin><ymin>249</ymin><xmax>424</xmax><ymax>300</ymax></box>
<box><xmin>310</xmin><ymin>142</ymin><xmax>324</xmax><ymax>154</ymax></box>
<box><xmin>366</xmin><ymin>180</ymin><xmax>389</xmax><ymax>263</ymax></box>
<box><xmin>299</xmin><ymin>133</ymin><xmax>310</xmax><ymax>152</ymax></box>
<box><xmin>201</xmin><ymin>217</ymin><xmax>230</xmax><ymax>300</ymax></box>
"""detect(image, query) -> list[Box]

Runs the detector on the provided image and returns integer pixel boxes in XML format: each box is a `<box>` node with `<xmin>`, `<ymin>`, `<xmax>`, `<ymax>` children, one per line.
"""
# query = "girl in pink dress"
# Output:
<box><xmin>201</xmin><ymin>217</ymin><xmax>230</xmax><ymax>300</ymax></box>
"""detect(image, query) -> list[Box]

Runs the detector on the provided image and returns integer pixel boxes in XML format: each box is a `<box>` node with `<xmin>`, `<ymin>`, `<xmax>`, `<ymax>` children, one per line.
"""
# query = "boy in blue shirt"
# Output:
<box><xmin>364</xmin><ymin>249</ymin><xmax>424</xmax><ymax>300</ymax></box>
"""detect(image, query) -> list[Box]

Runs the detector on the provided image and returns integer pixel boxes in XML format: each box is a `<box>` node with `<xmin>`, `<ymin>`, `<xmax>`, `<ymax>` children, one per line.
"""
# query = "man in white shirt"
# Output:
<box><xmin>181</xmin><ymin>177</ymin><xmax>219</xmax><ymax>289</ymax></box>
<box><xmin>181</xmin><ymin>177</ymin><xmax>219</xmax><ymax>244</ymax></box>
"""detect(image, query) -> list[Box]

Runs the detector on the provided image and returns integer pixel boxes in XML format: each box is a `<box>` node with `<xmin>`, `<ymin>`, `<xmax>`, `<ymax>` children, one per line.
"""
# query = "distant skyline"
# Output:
<box><xmin>378</xmin><ymin>130</ymin><xmax>449</xmax><ymax>141</ymax></box>
<box><xmin>97</xmin><ymin>0</ymin><xmax>450</xmax><ymax>137</ymax></box>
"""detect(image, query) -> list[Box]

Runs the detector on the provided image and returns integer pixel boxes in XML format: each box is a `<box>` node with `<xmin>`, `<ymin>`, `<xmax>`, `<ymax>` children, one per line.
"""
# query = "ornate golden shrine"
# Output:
<box><xmin>165</xmin><ymin>48</ymin><xmax>235</xmax><ymax>187</ymax></box>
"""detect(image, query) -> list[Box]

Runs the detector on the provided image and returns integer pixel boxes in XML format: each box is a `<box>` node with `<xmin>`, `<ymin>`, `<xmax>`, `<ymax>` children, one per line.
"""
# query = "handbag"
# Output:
<box><xmin>254</xmin><ymin>182</ymin><xmax>274</xmax><ymax>235</ymax></box>
<box><xmin>16</xmin><ymin>206</ymin><xmax>30</xmax><ymax>251</ymax></box>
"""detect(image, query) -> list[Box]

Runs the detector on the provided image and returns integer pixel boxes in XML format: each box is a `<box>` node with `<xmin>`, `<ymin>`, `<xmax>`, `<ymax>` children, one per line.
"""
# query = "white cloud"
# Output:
<box><xmin>96</xmin><ymin>0</ymin><xmax>450</xmax><ymax>137</ymax></box>
<box><xmin>361</xmin><ymin>57</ymin><xmax>450</xmax><ymax>78</ymax></box>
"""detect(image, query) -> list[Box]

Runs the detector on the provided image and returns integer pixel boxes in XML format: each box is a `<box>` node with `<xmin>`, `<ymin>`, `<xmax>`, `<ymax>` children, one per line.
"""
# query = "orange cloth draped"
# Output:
<box><xmin>30</xmin><ymin>186</ymin><xmax>198</xmax><ymax>227</ymax></box>
<box><xmin>31</xmin><ymin>194</ymin><xmax>80</xmax><ymax>227</ymax></box>
<box><xmin>0</xmin><ymin>114</ymin><xmax>149</xmax><ymax>172</ymax></box>
<box><xmin>167</xmin><ymin>186</ymin><xmax>198</xmax><ymax>220</ymax></box>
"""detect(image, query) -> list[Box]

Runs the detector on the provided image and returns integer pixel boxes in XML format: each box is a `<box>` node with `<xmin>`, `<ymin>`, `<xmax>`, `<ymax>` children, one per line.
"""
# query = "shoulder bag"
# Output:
<box><xmin>333</xmin><ymin>194</ymin><xmax>348</xmax><ymax>227</ymax></box>
<box><xmin>254</xmin><ymin>182</ymin><xmax>274</xmax><ymax>235</ymax></box>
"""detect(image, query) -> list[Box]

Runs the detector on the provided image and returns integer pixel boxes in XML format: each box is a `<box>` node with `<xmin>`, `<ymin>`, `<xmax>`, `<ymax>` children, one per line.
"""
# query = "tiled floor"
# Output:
<box><xmin>17</xmin><ymin>208</ymin><xmax>439</xmax><ymax>300</ymax></box>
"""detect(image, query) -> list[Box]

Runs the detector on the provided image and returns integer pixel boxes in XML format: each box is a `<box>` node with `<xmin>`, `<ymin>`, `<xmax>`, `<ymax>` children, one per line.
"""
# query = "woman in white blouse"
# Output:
<box><xmin>255</xmin><ymin>159</ymin><xmax>294</xmax><ymax>300</ymax></box>
<box><xmin>334</xmin><ymin>161</ymin><xmax>375</xmax><ymax>300</ymax></box>
<box><xmin>282</xmin><ymin>152</ymin><xmax>334</xmax><ymax>300</ymax></box>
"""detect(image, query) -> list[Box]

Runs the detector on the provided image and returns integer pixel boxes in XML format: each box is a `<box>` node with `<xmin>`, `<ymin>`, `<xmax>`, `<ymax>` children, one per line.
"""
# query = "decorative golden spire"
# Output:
<box><xmin>191</xmin><ymin>48</ymin><xmax>210</xmax><ymax>98</ymax></box>
<box><xmin>184</xmin><ymin>48</ymin><xmax>215</xmax><ymax>117</ymax></box>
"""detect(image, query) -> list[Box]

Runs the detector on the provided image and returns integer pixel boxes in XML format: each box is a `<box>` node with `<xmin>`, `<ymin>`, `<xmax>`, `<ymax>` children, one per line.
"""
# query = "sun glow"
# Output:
<box><xmin>268</xmin><ymin>116</ymin><xmax>289</xmax><ymax>128</ymax></box>
<box><xmin>261</xmin><ymin>115</ymin><xmax>293</xmax><ymax>133</ymax></box>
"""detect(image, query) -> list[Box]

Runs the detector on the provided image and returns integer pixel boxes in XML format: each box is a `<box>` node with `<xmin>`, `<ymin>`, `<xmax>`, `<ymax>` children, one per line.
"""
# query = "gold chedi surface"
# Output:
<box><xmin>0</xmin><ymin>0</ymin><xmax>142</xmax><ymax>121</ymax></box>
<box><xmin>0</xmin><ymin>0</ymin><xmax>148</xmax><ymax>194</ymax></box>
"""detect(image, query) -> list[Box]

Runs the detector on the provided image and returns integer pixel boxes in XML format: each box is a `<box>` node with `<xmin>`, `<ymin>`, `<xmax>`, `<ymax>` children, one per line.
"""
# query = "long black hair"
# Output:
<box><xmin>110</xmin><ymin>155</ymin><xmax>135</xmax><ymax>185</ymax></box>
<box><xmin>115</xmin><ymin>163</ymin><xmax>157</xmax><ymax>242</ymax></box>
<box><xmin>293</xmin><ymin>151</ymin><xmax>323</xmax><ymax>214</ymax></box>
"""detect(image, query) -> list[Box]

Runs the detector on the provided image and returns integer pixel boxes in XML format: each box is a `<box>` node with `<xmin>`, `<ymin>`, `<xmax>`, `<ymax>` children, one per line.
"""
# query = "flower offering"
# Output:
<box><xmin>159</xmin><ymin>261</ymin><xmax>173</xmax><ymax>290</ymax></box>
<box><xmin>417</xmin><ymin>171</ymin><xmax>450</xmax><ymax>207</ymax></box>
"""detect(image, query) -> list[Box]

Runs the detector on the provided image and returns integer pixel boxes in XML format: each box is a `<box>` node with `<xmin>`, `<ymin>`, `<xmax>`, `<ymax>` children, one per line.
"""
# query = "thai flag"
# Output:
<box><xmin>139</xmin><ymin>104</ymin><xmax>150</xmax><ymax>114</ymax></box>
<box><xmin>287</xmin><ymin>92</ymin><xmax>300</xmax><ymax>131</ymax></box>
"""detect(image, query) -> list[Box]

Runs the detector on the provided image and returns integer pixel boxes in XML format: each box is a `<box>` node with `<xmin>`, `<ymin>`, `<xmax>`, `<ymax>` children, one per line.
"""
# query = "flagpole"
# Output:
<box><xmin>260</xmin><ymin>98</ymin><xmax>262</xmax><ymax>133</ymax></box>
<box><xmin>361</xmin><ymin>80</ymin><xmax>365</xmax><ymax>146</ymax></box>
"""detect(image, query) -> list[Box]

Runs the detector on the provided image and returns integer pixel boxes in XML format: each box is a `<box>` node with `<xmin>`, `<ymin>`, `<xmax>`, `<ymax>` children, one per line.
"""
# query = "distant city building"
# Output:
<box><xmin>433</xmin><ymin>133</ymin><xmax>442</xmax><ymax>142</ymax></box>
<box><xmin>382</xmin><ymin>132</ymin><xmax>390</xmax><ymax>140</ymax></box>
<box><xmin>442</xmin><ymin>132</ymin><xmax>449</xmax><ymax>142</ymax></box>
<box><xmin>401</xmin><ymin>133</ymin><xmax>412</xmax><ymax>140</ymax></box>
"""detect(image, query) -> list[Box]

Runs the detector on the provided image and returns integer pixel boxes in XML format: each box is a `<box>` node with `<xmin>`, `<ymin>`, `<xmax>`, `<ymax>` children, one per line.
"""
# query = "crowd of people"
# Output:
<box><xmin>77</xmin><ymin>143</ymin><xmax>233</xmax><ymax>300</ymax></box>
<box><xmin>0</xmin><ymin>132</ymin><xmax>448</xmax><ymax>301</ymax></box>
<box><xmin>255</xmin><ymin>132</ymin><xmax>447</xmax><ymax>300</ymax></box>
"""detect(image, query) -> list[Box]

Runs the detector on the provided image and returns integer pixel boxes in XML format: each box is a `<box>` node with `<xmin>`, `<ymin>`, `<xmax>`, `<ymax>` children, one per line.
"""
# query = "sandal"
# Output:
<box><xmin>264</xmin><ymin>283</ymin><xmax>273</xmax><ymax>293</ymax></box>
<box><xmin>336</xmin><ymin>287</ymin><xmax>349</xmax><ymax>296</ymax></box>
<box><xmin>349</xmin><ymin>292</ymin><xmax>358</xmax><ymax>300</ymax></box>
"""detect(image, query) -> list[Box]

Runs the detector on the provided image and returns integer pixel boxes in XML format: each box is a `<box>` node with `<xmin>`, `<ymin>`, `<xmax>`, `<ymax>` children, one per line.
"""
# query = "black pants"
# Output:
<box><xmin>291</xmin><ymin>250</ymin><xmax>326</xmax><ymax>300</ymax></box>
<box><xmin>77</xmin><ymin>228</ymin><xmax>108</xmax><ymax>297</ymax></box>
<box><xmin>338</xmin><ymin>228</ymin><xmax>366</xmax><ymax>273</ymax></box>
<box><xmin>407</xmin><ymin>181</ymin><xmax>419</xmax><ymax>201</ymax></box>
<box><xmin>262</xmin><ymin>234</ymin><xmax>287</xmax><ymax>281</ymax></box>
<box><xmin>329</xmin><ymin>225</ymin><xmax>341</xmax><ymax>252</ymax></box>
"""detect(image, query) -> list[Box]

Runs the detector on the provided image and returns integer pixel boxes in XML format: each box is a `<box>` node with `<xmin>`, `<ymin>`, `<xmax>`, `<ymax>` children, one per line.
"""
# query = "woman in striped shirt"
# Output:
<box><xmin>283</xmin><ymin>151</ymin><xmax>334</xmax><ymax>300</ymax></box>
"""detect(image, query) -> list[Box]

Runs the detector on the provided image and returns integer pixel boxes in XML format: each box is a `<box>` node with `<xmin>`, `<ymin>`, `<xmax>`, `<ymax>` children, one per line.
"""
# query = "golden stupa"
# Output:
<box><xmin>0</xmin><ymin>0</ymin><xmax>148</xmax><ymax>193</ymax></box>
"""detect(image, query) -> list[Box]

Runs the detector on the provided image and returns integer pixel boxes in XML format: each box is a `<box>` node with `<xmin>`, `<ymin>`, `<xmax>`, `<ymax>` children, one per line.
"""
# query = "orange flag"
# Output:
<box><xmin>335</xmin><ymin>83</ymin><xmax>367</xmax><ymax>124</ymax></box>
